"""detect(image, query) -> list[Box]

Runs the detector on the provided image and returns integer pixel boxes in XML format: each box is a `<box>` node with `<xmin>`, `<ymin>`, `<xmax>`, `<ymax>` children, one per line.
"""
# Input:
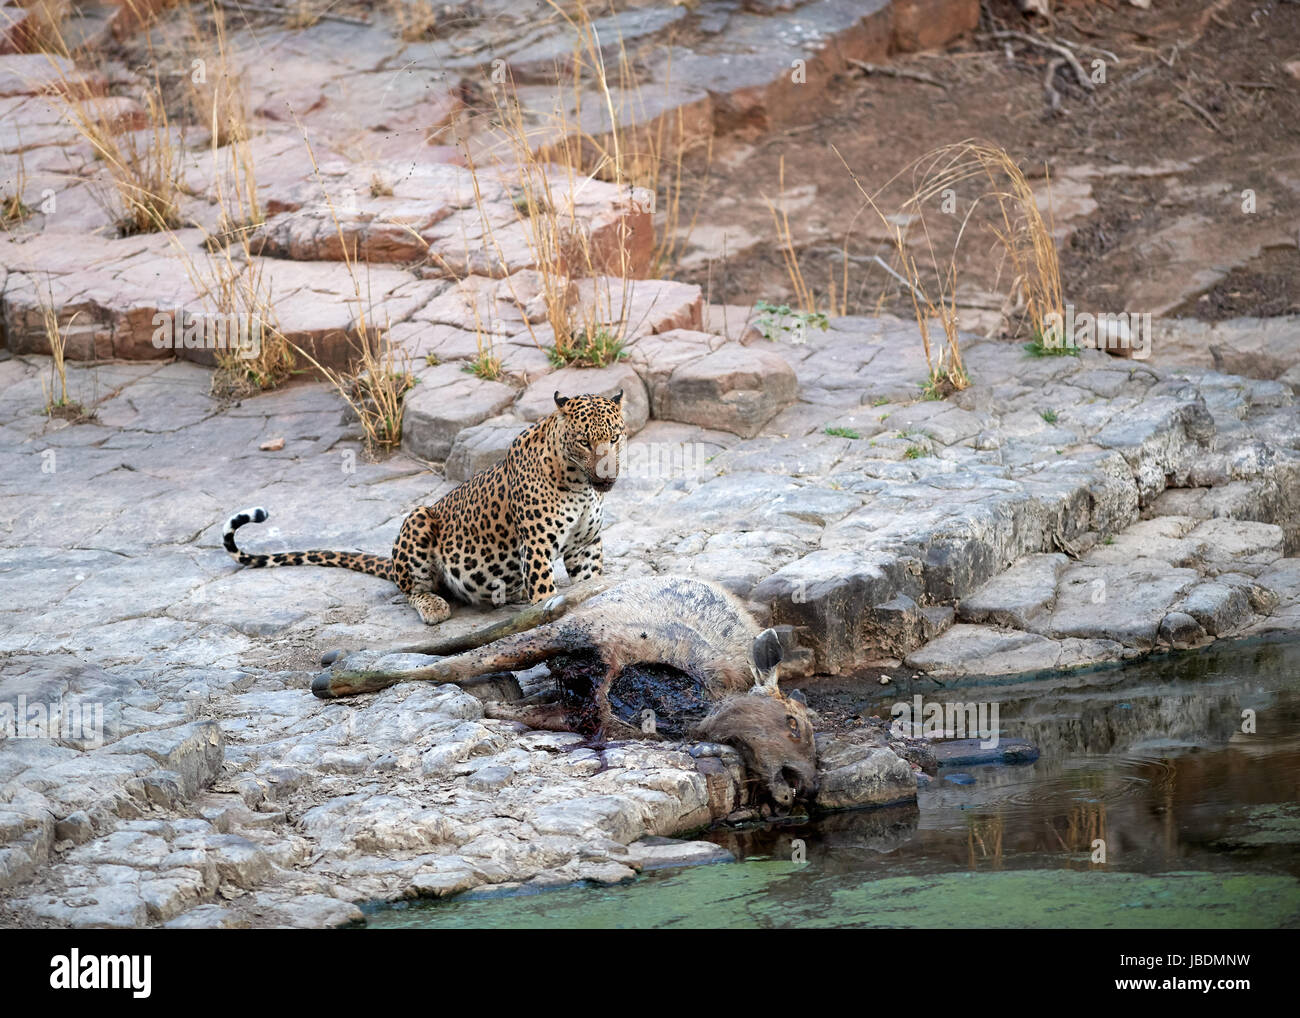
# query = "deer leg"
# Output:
<box><xmin>311</xmin><ymin>619</ymin><xmax>581</xmax><ymax>699</ymax></box>
<box><xmin>482</xmin><ymin>701</ymin><xmax>573</xmax><ymax>731</ymax></box>
<box><xmin>320</xmin><ymin>579</ymin><xmax>612</xmax><ymax>667</ymax></box>
<box><xmin>388</xmin><ymin>593</ymin><xmax>571</xmax><ymax>657</ymax></box>
<box><xmin>390</xmin><ymin>578</ymin><xmax>610</xmax><ymax>655</ymax></box>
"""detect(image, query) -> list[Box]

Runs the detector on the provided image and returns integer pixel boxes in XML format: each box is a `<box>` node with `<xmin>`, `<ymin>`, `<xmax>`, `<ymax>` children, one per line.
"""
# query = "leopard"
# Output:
<box><xmin>223</xmin><ymin>390</ymin><xmax>627</xmax><ymax>625</ymax></box>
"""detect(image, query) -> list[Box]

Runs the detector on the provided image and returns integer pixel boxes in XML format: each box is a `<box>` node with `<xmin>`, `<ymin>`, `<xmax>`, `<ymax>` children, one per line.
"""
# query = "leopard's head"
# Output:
<box><xmin>554</xmin><ymin>391</ymin><xmax>626</xmax><ymax>493</ymax></box>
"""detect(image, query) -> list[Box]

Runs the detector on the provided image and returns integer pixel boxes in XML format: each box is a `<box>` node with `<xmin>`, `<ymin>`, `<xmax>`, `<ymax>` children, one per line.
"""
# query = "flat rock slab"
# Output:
<box><xmin>905</xmin><ymin>624</ymin><xmax>1124</xmax><ymax>678</ymax></box>
<box><xmin>958</xmin><ymin>553</ymin><xmax>1069</xmax><ymax>629</ymax></box>
<box><xmin>657</xmin><ymin>344</ymin><xmax>799</xmax><ymax>438</ymax></box>
<box><xmin>402</xmin><ymin>364</ymin><xmax>519</xmax><ymax>461</ymax></box>
<box><xmin>516</xmin><ymin>362</ymin><xmax>650</xmax><ymax>435</ymax></box>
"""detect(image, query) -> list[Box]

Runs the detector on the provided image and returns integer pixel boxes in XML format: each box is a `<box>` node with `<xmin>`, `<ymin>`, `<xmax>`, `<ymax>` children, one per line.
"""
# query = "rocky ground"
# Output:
<box><xmin>1</xmin><ymin>0</ymin><xmax>1299</xmax><ymax>928</ymax></box>
<box><xmin>2</xmin><ymin>308</ymin><xmax>1299</xmax><ymax>927</ymax></box>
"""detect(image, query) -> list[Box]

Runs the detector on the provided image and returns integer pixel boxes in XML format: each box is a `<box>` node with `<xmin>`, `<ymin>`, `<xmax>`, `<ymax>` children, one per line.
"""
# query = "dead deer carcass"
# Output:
<box><xmin>313</xmin><ymin>576</ymin><xmax>819</xmax><ymax>807</ymax></box>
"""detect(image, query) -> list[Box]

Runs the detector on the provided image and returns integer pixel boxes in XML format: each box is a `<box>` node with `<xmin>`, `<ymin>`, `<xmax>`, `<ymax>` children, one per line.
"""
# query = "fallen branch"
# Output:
<box><xmin>848</xmin><ymin>58</ymin><xmax>947</xmax><ymax>90</ymax></box>
<box><xmin>980</xmin><ymin>30</ymin><xmax>1095</xmax><ymax>91</ymax></box>
<box><xmin>1046</xmin><ymin>34</ymin><xmax>1121</xmax><ymax>65</ymax></box>
<box><xmin>1119</xmin><ymin>63</ymin><xmax>1160</xmax><ymax>90</ymax></box>
<box><xmin>1178</xmin><ymin>93</ymin><xmax>1226</xmax><ymax>135</ymax></box>
<box><xmin>1043</xmin><ymin>58</ymin><xmax>1067</xmax><ymax>113</ymax></box>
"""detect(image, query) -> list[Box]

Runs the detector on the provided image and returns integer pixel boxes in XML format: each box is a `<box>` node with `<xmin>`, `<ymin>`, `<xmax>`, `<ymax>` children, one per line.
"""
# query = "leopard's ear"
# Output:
<box><xmin>610</xmin><ymin>389</ymin><xmax>623</xmax><ymax>405</ymax></box>
<box><xmin>554</xmin><ymin>392</ymin><xmax>570</xmax><ymax>409</ymax></box>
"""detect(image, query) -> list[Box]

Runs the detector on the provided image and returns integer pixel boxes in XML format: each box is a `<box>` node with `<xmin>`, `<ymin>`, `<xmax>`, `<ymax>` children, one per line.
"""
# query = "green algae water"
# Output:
<box><xmin>366</xmin><ymin>636</ymin><xmax>1300</xmax><ymax>929</ymax></box>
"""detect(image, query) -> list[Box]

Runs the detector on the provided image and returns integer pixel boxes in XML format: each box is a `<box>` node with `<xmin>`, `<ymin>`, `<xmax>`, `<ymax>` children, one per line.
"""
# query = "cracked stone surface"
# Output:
<box><xmin>3</xmin><ymin>306</ymin><xmax>1299</xmax><ymax>926</ymax></box>
<box><xmin>2</xmin><ymin>0</ymin><xmax>1298</xmax><ymax>930</ymax></box>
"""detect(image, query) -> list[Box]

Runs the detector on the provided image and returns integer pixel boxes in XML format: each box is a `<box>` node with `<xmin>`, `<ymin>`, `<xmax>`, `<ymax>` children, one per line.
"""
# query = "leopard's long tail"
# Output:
<box><xmin>223</xmin><ymin>507</ymin><xmax>393</xmax><ymax>581</ymax></box>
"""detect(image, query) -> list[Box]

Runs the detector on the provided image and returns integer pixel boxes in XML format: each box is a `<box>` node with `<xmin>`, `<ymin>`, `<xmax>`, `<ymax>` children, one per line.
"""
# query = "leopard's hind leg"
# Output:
<box><xmin>392</xmin><ymin>506</ymin><xmax>451</xmax><ymax>625</ymax></box>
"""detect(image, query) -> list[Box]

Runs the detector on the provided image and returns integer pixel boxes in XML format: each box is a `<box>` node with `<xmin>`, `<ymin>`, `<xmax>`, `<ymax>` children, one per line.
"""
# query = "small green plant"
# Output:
<box><xmin>547</xmin><ymin>327</ymin><xmax>625</xmax><ymax>368</ymax></box>
<box><xmin>1041</xmin><ymin>409</ymin><xmax>1059</xmax><ymax>424</ymax></box>
<box><xmin>1102</xmin><ymin>534</ymin><xmax>1115</xmax><ymax>545</ymax></box>
<box><xmin>920</xmin><ymin>365</ymin><xmax>968</xmax><ymax>400</ymax></box>
<box><xmin>424</xmin><ymin>352</ymin><xmax>440</xmax><ymax>367</ymax></box>
<box><xmin>871</xmin><ymin>396</ymin><xmax>889</xmax><ymax>407</ymax></box>
<box><xmin>754</xmin><ymin>300</ymin><xmax>829</xmax><ymax>342</ymax></box>
<box><xmin>824</xmin><ymin>426</ymin><xmax>861</xmax><ymax>440</ymax></box>
<box><xmin>464</xmin><ymin>350</ymin><xmax>503</xmax><ymax>381</ymax></box>
<box><xmin>904</xmin><ymin>445</ymin><xmax>927</xmax><ymax>459</ymax></box>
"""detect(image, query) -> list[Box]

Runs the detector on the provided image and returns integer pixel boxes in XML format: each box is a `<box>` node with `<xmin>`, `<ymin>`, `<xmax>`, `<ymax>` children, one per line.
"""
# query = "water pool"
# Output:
<box><xmin>366</xmin><ymin>636</ymin><xmax>1300</xmax><ymax>929</ymax></box>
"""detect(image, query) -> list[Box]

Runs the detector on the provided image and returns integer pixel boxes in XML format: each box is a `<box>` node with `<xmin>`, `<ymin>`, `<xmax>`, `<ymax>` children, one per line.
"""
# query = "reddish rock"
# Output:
<box><xmin>574</xmin><ymin>277</ymin><xmax>703</xmax><ymax>340</ymax></box>
<box><xmin>890</xmin><ymin>0</ymin><xmax>980</xmax><ymax>53</ymax></box>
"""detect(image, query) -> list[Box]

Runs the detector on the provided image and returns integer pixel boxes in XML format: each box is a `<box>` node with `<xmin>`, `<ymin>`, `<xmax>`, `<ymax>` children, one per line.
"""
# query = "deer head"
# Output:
<box><xmin>693</xmin><ymin>629</ymin><xmax>819</xmax><ymax>809</ymax></box>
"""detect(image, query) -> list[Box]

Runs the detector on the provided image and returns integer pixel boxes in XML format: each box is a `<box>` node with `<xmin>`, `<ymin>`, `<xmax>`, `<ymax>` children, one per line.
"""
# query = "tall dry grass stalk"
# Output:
<box><xmin>39</xmin><ymin>298</ymin><xmax>70</xmax><ymax>411</ymax></box>
<box><xmin>460</xmin><ymin>0</ymin><xmax>707</xmax><ymax>363</ymax></box>
<box><xmin>35</xmin><ymin>284</ymin><xmax>90</xmax><ymax>419</ymax></box>
<box><xmin>36</xmin><ymin>17</ymin><xmax>185</xmax><ymax>235</ymax></box>
<box><xmin>281</xmin><ymin>134</ymin><xmax>414</xmax><ymax>452</ymax></box>
<box><xmin>834</xmin><ymin>140</ymin><xmax>1066</xmax><ymax>395</ymax></box>
<box><xmin>474</xmin><ymin>75</ymin><xmax>631</xmax><ymax>365</ymax></box>
<box><xmin>547</xmin><ymin>0</ymin><xmax>709</xmax><ymax>279</ymax></box>
<box><xmin>187</xmin><ymin>4</ymin><xmax>260</xmax><ymax>234</ymax></box>
<box><xmin>764</xmin><ymin>156</ymin><xmax>817</xmax><ymax>316</ymax></box>
<box><xmin>2</xmin><ymin>145</ymin><xmax>30</xmax><ymax>226</ymax></box>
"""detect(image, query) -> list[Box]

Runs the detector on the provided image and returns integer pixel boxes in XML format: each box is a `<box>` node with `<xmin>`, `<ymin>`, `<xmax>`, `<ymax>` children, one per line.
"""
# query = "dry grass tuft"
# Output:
<box><xmin>279</xmin><ymin>135</ymin><xmax>416</xmax><ymax>452</ymax></box>
<box><xmin>2</xmin><ymin>147</ymin><xmax>31</xmax><ymax>227</ymax></box>
<box><xmin>764</xmin><ymin>156</ymin><xmax>818</xmax><ymax>317</ymax></box>
<box><xmin>834</xmin><ymin>139</ymin><xmax>1066</xmax><ymax>395</ymax></box>
<box><xmin>35</xmin><ymin>286</ymin><xmax>92</xmax><ymax>421</ymax></box>
<box><xmin>297</xmin><ymin>321</ymin><xmax>415</xmax><ymax>452</ymax></box>
<box><xmin>206</xmin><ymin>247</ymin><xmax>295</xmax><ymax>396</ymax></box>
<box><xmin>35</xmin><ymin>16</ymin><xmax>186</xmax><ymax>236</ymax></box>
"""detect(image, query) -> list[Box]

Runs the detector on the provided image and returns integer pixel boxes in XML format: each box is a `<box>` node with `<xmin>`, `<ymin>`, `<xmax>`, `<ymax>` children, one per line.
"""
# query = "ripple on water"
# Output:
<box><xmin>923</xmin><ymin>754</ymin><xmax>1179</xmax><ymax>827</ymax></box>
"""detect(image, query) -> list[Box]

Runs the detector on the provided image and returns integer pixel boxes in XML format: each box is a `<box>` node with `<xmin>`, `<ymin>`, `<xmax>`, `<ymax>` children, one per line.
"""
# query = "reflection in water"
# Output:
<box><xmin>367</xmin><ymin>636</ymin><xmax>1300</xmax><ymax>928</ymax></box>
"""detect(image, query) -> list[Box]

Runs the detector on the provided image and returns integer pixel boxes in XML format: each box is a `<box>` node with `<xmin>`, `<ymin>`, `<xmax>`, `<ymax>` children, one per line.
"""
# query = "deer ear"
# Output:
<box><xmin>610</xmin><ymin>389</ymin><xmax>623</xmax><ymax>404</ymax></box>
<box><xmin>789</xmin><ymin>688</ymin><xmax>807</xmax><ymax>706</ymax></box>
<box><xmin>752</xmin><ymin>628</ymin><xmax>783</xmax><ymax>675</ymax></box>
<box><xmin>554</xmin><ymin>392</ymin><xmax>569</xmax><ymax>409</ymax></box>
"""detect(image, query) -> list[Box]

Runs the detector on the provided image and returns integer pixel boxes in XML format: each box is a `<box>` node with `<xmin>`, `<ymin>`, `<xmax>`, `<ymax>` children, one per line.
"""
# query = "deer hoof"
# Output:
<box><xmin>320</xmin><ymin>648</ymin><xmax>344</xmax><ymax>667</ymax></box>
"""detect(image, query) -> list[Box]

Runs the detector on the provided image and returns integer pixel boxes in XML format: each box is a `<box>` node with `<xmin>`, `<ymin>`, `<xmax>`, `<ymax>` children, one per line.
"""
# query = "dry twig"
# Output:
<box><xmin>981</xmin><ymin>30</ymin><xmax>1095</xmax><ymax>91</ymax></box>
<box><xmin>848</xmin><ymin>58</ymin><xmax>947</xmax><ymax>90</ymax></box>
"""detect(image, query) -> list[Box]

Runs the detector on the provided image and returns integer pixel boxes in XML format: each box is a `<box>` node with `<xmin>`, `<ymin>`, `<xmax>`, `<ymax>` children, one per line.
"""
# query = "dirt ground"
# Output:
<box><xmin>669</xmin><ymin>0</ymin><xmax>1300</xmax><ymax>328</ymax></box>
